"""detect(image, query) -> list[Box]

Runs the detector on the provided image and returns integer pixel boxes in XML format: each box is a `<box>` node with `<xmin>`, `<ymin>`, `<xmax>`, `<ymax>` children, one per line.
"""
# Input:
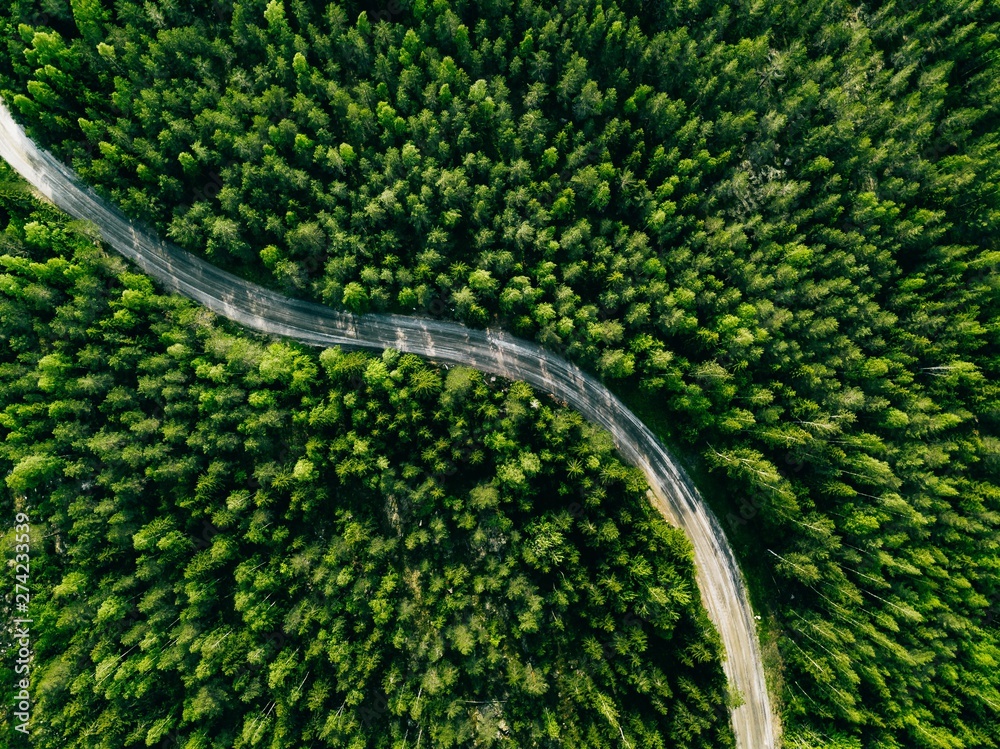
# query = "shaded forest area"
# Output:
<box><xmin>0</xmin><ymin>0</ymin><xmax>999</xmax><ymax>746</ymax></box>
<box><xmin>0</xmin><ymin>166</ymin><xmax>733</xmax><ymax>748</ymax></box>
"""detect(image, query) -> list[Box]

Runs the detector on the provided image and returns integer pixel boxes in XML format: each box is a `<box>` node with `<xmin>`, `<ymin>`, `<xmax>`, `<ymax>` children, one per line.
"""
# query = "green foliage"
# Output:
<box><xmin>0</xmin><ymin>170</ymin><xmax>733</xmax><ymax>747</ymax></box>
<box><xmin>1</xmin><ymin>0</ymin><xmax>999</xmax><ymax>745</ymax></box>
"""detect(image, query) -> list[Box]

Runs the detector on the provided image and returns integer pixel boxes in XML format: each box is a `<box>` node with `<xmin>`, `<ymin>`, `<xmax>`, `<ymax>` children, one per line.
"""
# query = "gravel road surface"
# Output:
<box><xmin>0</xmin><ymin>99</ymin><xmax>778</xmax><ymax>749</ymax></box>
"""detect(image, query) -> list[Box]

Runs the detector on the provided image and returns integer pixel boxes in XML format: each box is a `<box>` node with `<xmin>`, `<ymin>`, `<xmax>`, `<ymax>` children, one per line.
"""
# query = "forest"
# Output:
<box><xmin>0</xmin><ymin>164</ymin><xmax>734</xmax><ymax>747</ymax></box>
<box><xmin>0</xmin><ymin>0</ymin><xmax>998</xmax><ymax>746</ymax></box>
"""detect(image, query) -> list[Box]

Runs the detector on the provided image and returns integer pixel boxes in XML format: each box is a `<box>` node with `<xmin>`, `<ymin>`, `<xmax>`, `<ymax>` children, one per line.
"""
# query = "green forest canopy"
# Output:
<box><xmin>0</xmin><ymin>0</ymin><xmax>999</xmax><ymax>746</ymax></box>
<box><xmin>0</xmin><ymin>168</ymin><xmax>733</xmax><ymax>748</ymax></box>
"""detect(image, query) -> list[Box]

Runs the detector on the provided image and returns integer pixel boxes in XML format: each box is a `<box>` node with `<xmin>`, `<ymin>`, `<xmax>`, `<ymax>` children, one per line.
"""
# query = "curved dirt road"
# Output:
<box><xmin>0</xmin><ymin>99</ymin><xmax>777</xmax><ymax>749</ymax></box>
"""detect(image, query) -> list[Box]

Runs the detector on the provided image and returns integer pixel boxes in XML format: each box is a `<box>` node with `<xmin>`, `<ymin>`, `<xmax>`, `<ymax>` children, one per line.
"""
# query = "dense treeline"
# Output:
<box><xmin>1</xmin><ymin>0</ymin><xmax>999</xmax><ymax>746</ymax></box>
<box><xmin>0</xmin><ymin>166</ymin><xmax>733</xmax><ymax>747</ymax></box>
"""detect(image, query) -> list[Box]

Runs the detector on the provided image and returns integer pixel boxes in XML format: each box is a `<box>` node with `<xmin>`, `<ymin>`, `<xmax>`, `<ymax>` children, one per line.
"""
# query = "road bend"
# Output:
<box><xmin>0</xmin><ymin>99</ymin><xmax>778</xmax><ymax>749</ymax></box>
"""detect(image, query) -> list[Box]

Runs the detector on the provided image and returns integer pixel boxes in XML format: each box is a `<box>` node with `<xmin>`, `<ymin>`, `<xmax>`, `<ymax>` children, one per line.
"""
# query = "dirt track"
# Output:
<box><xmin>0</xmin><ymin>99</ymin><xmax>778</xmax><ymax>749</ymax></box>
